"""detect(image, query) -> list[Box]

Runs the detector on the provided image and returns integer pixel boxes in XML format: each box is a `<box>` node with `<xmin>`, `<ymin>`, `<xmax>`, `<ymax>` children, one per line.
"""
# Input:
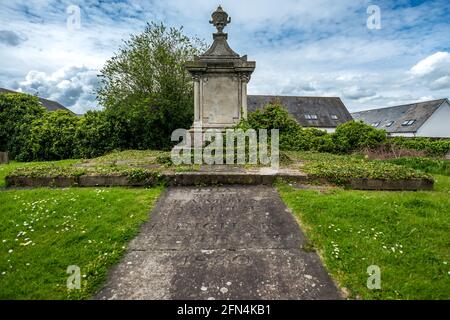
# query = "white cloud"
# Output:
<box><xmin>409</xmin><ymin>52</ymin><xmax>450</xmax><ymax>90</ymax></box>
<box><xmin>13</xmin><ymin>65</ymin><xmax>99</xmax><ymax>114</ymax></box>
<box><xmin>430</xmin><ymin>76</ymin><xmax>450</xmax><ymax>90</ymax></box>
<box><xmin>342</xmin><ymin>85</ymin><xmax>377</xmax><ymax>100</ymax></box>
<box><xmin>410</xmin><ymin>52</ymin><xmax>450</xmax><ymax>77</ymax></box>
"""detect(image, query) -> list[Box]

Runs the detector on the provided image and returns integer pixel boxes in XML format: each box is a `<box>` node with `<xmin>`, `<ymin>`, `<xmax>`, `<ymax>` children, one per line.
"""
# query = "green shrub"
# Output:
<box><xmin>333</xmin><ymin>121</ymin><xmax>387</xmax><ymax>153</ymax></box>
<box><xmin>75</xmin><ymin>110</ymin><xmax>116</xmax><ymax>158</ymax></box>
<box><xmin>239</xmin><ymin>105</ymin><xmax>389</xmax><ymax>154</ymax></box>
<box><xmin>236</xmin><ymin>104</ymin><xmax>327</xmax><ymax>151</ymax></box>
<box><xmin>388</xmin><ymin>137</ymin><xmax>450</xmax><ymax>157</ymax></box>
<box><xmin>25</xmin><ymin>110</ymin><xmax>81</xmax><ymax>161</ymax></box>
<box><xmin>0</xmin><ymin>92</ymin><xmax>46</xmax><ymax>160</ymax></box>
<box><xmin>306</xmin><ymin>128</ymin><xmax>336</xmax><ymax>153</ymax></box>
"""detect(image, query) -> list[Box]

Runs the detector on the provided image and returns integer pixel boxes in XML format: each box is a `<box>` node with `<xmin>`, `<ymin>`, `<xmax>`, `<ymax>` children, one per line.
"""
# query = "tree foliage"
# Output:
<box><xmin>97</xmin><ymin>22</ymin><xmax>206</xmax><ymax>150</ymax></box>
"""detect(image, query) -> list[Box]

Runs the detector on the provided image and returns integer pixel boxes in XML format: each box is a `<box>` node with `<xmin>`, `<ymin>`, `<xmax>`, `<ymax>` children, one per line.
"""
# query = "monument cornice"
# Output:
<box><xmin>186</xmin><ymin>5</ymin><xmax>255</xmax><ymax>76</ymax></box>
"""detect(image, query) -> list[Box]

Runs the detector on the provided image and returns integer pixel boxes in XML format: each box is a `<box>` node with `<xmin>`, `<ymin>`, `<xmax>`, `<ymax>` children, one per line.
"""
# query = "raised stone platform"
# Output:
<box><xmin>5</xmin><ymin>166</ymin><xmax>433</xmax><ymax>190</ymax></box>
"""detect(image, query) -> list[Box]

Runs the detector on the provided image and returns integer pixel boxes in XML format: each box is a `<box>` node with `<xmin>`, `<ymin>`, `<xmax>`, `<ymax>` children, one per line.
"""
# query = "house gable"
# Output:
<box><xmin>351</xmin><ymin>99</ymin><xmax>446</xmax><ymax>135</ymax></box>
<box><xmin>416</xmin><ymin>100</ymin><xmax>450</xmax><ymax>138</ymax></box>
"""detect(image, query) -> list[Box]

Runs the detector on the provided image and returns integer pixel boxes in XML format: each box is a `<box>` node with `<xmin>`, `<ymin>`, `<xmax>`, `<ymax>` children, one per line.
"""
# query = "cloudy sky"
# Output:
<box><xmin>1</xmin><ymin>0</ymin><xmax>449</xmax><ymax>114</ymax></box>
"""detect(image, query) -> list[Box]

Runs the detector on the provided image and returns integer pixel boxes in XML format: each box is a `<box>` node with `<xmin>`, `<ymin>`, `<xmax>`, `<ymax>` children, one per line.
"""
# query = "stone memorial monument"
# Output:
<box><xmin>186</xmin><ymin>6</ymin><xmax>255</xmax><ymax>137</ymax></box>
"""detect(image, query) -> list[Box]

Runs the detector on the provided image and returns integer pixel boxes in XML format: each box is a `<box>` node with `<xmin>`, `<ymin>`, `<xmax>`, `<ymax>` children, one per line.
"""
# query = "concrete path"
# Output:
<box><xmin>95</xmin><ymin>186</ymin><xmax>342</xmax><ymax>300</ymax></box>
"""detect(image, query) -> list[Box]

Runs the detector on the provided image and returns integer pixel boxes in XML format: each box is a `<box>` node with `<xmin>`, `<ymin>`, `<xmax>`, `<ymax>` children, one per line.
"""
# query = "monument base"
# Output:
<box><xmin>188</xmin><ymin>125</ymin><xmax>230</xmax><ymax>148</ymax></box>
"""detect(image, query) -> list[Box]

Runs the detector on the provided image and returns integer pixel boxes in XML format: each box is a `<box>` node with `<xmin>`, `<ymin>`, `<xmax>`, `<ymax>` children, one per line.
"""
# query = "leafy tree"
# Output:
<box><xmin>97</xmin><ymin>22</ymin><xmax>206</xmax><ymax>150</ymax></box>
<box><xmin>0</xmin><ymin>92</ymin><xmax>46</xmax><ymax>160</ymax></box>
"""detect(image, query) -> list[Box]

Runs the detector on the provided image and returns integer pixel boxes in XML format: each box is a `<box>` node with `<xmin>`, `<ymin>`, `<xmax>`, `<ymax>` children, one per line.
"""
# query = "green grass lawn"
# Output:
<box><xmin>277</xmin><ymin>175</ymin><xmax>450</xmax><ymax>299</ymax></box>
<box><xmin>0</xmin><ymin>167</ymin><xmax>163</xmax><ymax>299</ymax></box>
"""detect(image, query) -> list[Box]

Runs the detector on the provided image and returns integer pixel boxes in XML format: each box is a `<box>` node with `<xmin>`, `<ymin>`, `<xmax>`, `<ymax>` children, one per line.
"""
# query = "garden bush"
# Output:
<box><xmin>236</xmin><ymin>104</ymin><xmax>324</xmax><ymax>151</ymax></box>
<box><xmin>237</xmin><ymin>105</ymin><xmax>387</xmax><ymax>154</ymax></box>
<box><xmin>388</xmin><ymin>137</ymin><xmax>450</xmax><ymax>157</ymax></box>
<box><xmin>0</xmin><ymin>93</ymin><xmax>46</xmax><ymax>160</ymax></box>
<box><xmin>24</xmin><ymin>110</ymin><xmax>81</xmax><ymax>161</ymax></box>
<box><xmin>75</xmin><ymin>110</ymin><xmax>116</xmax><ymax>158</ymax></box>
<box><xmin>332</xmin><ymin>120</ymin><xmax>387</xmax><ymax>153</ymax></box>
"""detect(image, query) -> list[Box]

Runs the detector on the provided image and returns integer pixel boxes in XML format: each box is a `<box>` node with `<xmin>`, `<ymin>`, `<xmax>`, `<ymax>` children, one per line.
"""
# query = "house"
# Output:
<box><xmin>247</xmin><ymin>95</ymin><xmax>353</xmax><ymax>132</ymax></box>
<box><xmin>0</xmin><ymin>87</ymin><xmax>73</xmax><ymax>114</ymax></box>
<box><xmin>352</xmin><ymin>98</ymin><xmax>450</xmax><ymax>138</ymax></box>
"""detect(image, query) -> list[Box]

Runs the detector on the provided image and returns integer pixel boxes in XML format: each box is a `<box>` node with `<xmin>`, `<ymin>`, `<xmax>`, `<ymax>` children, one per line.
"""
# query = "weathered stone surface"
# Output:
<box><xmin>5</xmin><ymin>176</ymin><xmax>77</xmax><ymax>187</ymax></box>
<box><xmin>95</xmin><ymin>186</ymin><xmax>342</xmax><ymax>300</ymax></box>
<box><xmin>79</xmin><ymin>175</ymin><xmax>131</xmax><ymax>187</ymax></box>
<box><xmin>0</xmin><ymin>151</ymin><xmax>9</xmax><ymax>164</ymax></box>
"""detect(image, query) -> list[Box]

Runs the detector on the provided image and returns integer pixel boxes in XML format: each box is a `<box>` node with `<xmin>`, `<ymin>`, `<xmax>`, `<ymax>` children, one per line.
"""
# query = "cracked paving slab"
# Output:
<box><xmin>95</xmin><ymin>185</ymin><xmax>342</xmax><ymax>300</ymax></box>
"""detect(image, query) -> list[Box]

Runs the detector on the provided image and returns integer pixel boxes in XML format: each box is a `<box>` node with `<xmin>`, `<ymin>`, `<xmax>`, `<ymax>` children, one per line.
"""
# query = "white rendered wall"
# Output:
<box><xmin>416</xmin><ymin>101</ymin><xmax>450</xmax><ymax>138</ymax></box>
<box><xmin>390</xmin><ymin>132</ymin><xmax>416</xmax><ymax>137</ymax></box>
<box><xmin>308</xmin><ymin>127</ymin><xmax>336</xmax><ymax>133</ymax></box>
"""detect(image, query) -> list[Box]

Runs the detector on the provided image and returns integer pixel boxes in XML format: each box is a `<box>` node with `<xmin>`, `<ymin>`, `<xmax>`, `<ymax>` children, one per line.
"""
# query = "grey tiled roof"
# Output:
<box><xmin>0</xmin><ymin>87</ymin><xmax>73</xmax><ymax>113</ymax></box>
<box><xmin>351</xmin><ymin>99</ymin><xmax>448</xmax><ymax>133</ymax></box>
<box><xmin>247</xmin><ymin>95</ymin><xmax>353</xmax><ymax>128</ymax></box>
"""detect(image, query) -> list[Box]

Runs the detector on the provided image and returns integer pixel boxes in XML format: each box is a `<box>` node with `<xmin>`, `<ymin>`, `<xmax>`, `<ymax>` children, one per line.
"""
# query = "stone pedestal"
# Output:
<box><xmin>0</xmin><ymin>151</ymin><xmax>9</xmax><ymax>164</ymax></box>
<box><xmin>186</xmin><ymin>6</ymin><xmax>255</xmax><ymax>137</ymax></box>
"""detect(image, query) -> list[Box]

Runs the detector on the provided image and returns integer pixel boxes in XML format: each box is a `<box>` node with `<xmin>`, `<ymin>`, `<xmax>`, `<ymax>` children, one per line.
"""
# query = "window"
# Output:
<box><xmin>371</xmin><ymin>122</ymin><xmax>380</xmax><ymax>127</ymax></box>
<box><xmin>331</xmin><ymin>115</ymin><xmax>338</xmax><ymax>120</ymax></box>
<box><xmin>385</xmin><ymin>121</ymin><xmax>394</xmax><ymax>127</ymax></box>
<box><xmin>401</xmin><ymin>120</ymin><xmax>416</xmax><ymax>126</ymax></box>
<box><xmin>304</xmin><ymin>114</ymin><xmax>318</xmax><ymax>120</ymax></box>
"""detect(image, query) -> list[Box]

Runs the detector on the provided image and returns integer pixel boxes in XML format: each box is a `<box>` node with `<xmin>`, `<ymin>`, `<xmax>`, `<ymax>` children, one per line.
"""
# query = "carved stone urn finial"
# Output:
<box><xmin>209</xmin><ymin>5</ymin><xmax>231</xmax><ymax>34</ymax></box>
